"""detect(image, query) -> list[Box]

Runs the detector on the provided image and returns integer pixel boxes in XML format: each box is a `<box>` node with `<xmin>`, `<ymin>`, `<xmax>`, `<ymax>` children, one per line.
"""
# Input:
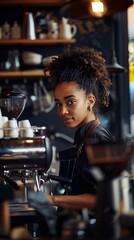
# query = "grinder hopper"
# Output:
<box><xmin>0</xmin><ymin>91</ymin><xmax>27</xmax><ymax>119</ymax></box>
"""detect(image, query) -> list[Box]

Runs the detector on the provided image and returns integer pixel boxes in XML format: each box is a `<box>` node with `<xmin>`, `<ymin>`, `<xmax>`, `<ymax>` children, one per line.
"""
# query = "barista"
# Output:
<box><xmin>45</xmin><ymin>46</ymin><xmax>114</xmax><ymax>210</ymax></box>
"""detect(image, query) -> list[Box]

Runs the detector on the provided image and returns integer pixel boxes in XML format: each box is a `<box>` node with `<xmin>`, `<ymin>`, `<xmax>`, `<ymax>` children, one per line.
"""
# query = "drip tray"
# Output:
<box><xmin>10</xmin><ymin>203</ymin><xmax>34</xmax><ymax>213</ymax></box>
<box><xmin>9</xmin><ymin>203</ymin><xmax>38</xmax><ymax>226</ymax></box>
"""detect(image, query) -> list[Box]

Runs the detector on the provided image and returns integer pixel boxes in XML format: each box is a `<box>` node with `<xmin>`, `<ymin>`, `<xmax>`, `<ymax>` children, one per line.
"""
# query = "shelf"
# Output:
<box><xmin>0</xmin><ymin>70</ymin><xmax>45</xmax><ymax>77</ymax></box>
<box><xmin>0</xmin><ymin>38</ymin><xmax>77</xmax><ymax>45</ymax></box>
<box><xmin>0</xmin><ymin>0</ymin><xmax>65</xmax><ymax>6</ymax></box>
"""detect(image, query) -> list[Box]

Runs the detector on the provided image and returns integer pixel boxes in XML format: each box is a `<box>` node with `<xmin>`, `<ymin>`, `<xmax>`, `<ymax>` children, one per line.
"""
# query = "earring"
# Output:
<box><xmin>87</xmin><ymin>106</ymin><xmax>91</xmax><ymax>111</ymax></box>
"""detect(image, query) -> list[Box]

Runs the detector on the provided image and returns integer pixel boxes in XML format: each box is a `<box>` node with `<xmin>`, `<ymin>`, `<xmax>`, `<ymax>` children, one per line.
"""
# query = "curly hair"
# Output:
<box><xmin>45</xmin><ymin>46</ymin><xmax>112</xmax><ymax>110</ymax></box>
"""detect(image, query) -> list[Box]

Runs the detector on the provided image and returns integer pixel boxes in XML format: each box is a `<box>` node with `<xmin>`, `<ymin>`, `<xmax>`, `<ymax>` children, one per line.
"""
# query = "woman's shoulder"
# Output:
<box><xmin>87</xmin><ymin>123</ymin><xmax>114</xmax><ymax>144</ymax></box>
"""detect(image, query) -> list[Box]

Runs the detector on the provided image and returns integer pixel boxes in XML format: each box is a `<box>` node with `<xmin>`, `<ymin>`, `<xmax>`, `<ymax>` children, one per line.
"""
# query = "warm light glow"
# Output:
<box><xmin>90</xmin><ymin>0</ymin><xmax>106</xmax><ymax>17</ymax></box>
<box><xmin>25</xmin><ymin>140</ymin><xmax>34</xmax><ymax>143</ymax></box>
<box><xmin>91</xmin><ymin>1</ymin><xmax>104</xmax><ymax>12</ymax></box>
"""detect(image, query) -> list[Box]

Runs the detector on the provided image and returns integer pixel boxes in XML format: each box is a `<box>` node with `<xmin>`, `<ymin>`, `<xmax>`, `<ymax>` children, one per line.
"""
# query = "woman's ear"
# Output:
<box><xmin>88</xmin><ymin>94</ymin><xmax>96</xmax><ymax>107</ymax></box>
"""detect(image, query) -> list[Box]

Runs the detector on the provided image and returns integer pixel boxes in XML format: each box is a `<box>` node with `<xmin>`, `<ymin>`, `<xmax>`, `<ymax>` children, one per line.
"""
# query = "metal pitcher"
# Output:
<box><xmin>22</xmin><ymin>12</ymin><xmax>36</xmax><ymax>39</ymax></box>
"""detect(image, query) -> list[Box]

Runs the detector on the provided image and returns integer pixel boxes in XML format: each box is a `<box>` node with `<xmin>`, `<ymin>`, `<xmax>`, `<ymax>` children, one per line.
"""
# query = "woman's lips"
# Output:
<box><xmin>62</xmin><ymin>118</ymin><xmax>74</xmax><ymax>125</ymax></box>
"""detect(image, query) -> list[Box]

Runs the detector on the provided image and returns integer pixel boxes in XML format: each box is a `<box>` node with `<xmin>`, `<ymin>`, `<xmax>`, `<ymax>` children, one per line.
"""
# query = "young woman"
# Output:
<box><xmin>45</xmin><ymin>46</ymin><xmax>114</xmax><ymax>210</ymax></box>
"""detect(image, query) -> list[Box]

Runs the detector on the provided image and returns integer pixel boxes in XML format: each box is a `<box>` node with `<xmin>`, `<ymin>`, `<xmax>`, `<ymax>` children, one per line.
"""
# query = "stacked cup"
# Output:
<box><xmin>18</xmin><ymin>119</ymin><xmax>34</xmax><ymax>138</ymax></box>
<box><xmin>1</xmin><ymin>116</ymin><xmax>8</xmax><ymax>138</ymax></box>
<box><xmin>4</xmin><ymin>119</ymin><xmax>19</xmax><ymax>138</ymax></box>
<box><xmin>0</xmin><ymin>109</ymin><xmax>9</xmax><ymax>138</ymax></box>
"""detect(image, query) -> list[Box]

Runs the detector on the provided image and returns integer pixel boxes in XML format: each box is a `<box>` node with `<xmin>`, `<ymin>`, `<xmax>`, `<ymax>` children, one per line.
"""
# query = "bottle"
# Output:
<box><xmin>2</xmin><ymin>21</ymin><xmax>11</xmax><ymax>39</ymax></box>
<box><xmin>11</xmin><ymin>21</ymin><xmax>21</xmax><ymax>39</ymax></box>
<box><xmin>5</xmin><ymin>51</ymin><xmax>12</xmax><ymax>70</ymax></box>
<box><xmin>11</xmin><ymin>50</ymin><xmax>20</xmax><ymax>70</ymax></box>
<box><xmin>6</xmin><ymin>50</ymin><xmax>20</xmax><ymax>71</ymax></box>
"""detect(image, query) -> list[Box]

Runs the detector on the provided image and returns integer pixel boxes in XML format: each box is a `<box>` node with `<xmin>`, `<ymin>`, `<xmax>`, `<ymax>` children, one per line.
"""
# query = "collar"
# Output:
<box><xmin>73</xmin><ymin>120</ymin><xmax>95</xmax><ymax>146</ymax></box>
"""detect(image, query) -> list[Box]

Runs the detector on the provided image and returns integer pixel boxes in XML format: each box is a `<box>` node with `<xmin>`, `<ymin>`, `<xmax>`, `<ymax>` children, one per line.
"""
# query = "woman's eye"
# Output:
<box><xmin>55</xmin><ymin>102</ymin><xmax>61</xmax><ymax>108</ymax></box>
<box><xmin>68</xmin><ymin>100</ymin><xmax>76</xmax><ymax>105</ymax></box>
<box><xmin>55</xmin><ymin>99</ymin><xmax>76</xmax><ymax>108</ymax></box>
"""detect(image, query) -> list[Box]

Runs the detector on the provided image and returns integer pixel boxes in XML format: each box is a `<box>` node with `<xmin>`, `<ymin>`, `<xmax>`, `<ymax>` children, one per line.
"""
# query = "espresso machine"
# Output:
<box><xmin>0</xmin><ymin>91</ymin><xmax>52</xmax><ymax>218</ymax></box>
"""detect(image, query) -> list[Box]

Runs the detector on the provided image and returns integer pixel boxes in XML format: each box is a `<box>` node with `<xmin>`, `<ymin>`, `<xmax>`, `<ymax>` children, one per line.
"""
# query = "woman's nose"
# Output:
<box><xmin>60</xmin><ymin>106</ymin><xmax>69</xmax><ymax>115</ymax></box>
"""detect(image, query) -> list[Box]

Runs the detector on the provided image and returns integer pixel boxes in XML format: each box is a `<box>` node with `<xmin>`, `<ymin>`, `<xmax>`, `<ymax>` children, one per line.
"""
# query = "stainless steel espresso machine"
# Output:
<box><xmin>0</xmin><ymin>91</ymin><xmax>52</xmax><ymax>222</ymax></box>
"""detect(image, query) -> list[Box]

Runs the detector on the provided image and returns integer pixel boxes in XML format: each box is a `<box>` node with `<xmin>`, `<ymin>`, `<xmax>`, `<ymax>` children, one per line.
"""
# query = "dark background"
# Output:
<box><xmin>0</xmin><ymin>5</ymin><xmax>130</xmax><ymax>151</ymax></box>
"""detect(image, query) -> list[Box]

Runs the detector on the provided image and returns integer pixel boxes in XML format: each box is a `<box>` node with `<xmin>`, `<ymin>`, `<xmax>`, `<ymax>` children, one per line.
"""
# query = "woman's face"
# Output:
<box><xmin>54</xmin><ymin>82</ymin><xmax>95</xmax><ymax>128</ymax></box>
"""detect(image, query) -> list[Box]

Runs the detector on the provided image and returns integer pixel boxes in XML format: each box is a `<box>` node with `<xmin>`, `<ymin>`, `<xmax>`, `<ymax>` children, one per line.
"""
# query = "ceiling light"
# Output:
<box><xmin>60</xmin><ymin>0</ymin><xmax>134</xmax><ymax>18</ymax></box>
<box><xmin>90</xmin><ymin>0</ymin><xmax>106</xmax><ymax>17</ymax></box>
<box><xmin>107</xmin><ymin>50</ymin><xmax>126</xmax><ymax>74</ymax></box>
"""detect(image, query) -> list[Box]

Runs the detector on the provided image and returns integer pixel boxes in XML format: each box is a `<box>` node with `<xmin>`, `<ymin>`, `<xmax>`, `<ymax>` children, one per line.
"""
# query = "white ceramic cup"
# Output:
<box><xmin>19</xmin><ymin>119</ymin><xmax>34</xmax><ymax>138</ymax></box>
<box><xmin>7</xmin><ymin>119</ymin><xmax>18</xmax><ymax>128</ymax></box>
<box><xmin>2</xmin><ymin>116</ymin><xmax>8</xmax><ymax>126</ymax></box>
<box><xmin>26</xmin><ymin>128</ymin><xmax>34</xmax><ymax>138</ymax></box>
<box><xmin>4</xmin><ymin>119</ymin><xmax>19</xmax><ymax>138</ymax></box>
<box><xmin>18</xmin><ymin>119</ymin><xmax>31</xmax><ymax>128</ymax></box>
<box><xmin>19</xmin><ymin>128</ymin><xmax>34</xmax><ymax>138</ymax></box>
<box><xmin>0</xmin><ymin>116</ymin><xmax>8</xmax><ymax>138</ymax></box>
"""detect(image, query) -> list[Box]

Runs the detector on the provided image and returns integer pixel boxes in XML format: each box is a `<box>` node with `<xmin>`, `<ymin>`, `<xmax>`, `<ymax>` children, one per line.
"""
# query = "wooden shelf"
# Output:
<box><xmin>0</xmin><ymin>70</ymin><xmax>45</xmax><ymax>77</ymax></box>
<box><xmin>0</xmin><ymin>0</ymin><xmax>65</xmax><ymax>6</ymax></box>
<box><xmin>0</xmin><ymin>38</ymin><xmax>76</xmax><ymax>45</ymax></box>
